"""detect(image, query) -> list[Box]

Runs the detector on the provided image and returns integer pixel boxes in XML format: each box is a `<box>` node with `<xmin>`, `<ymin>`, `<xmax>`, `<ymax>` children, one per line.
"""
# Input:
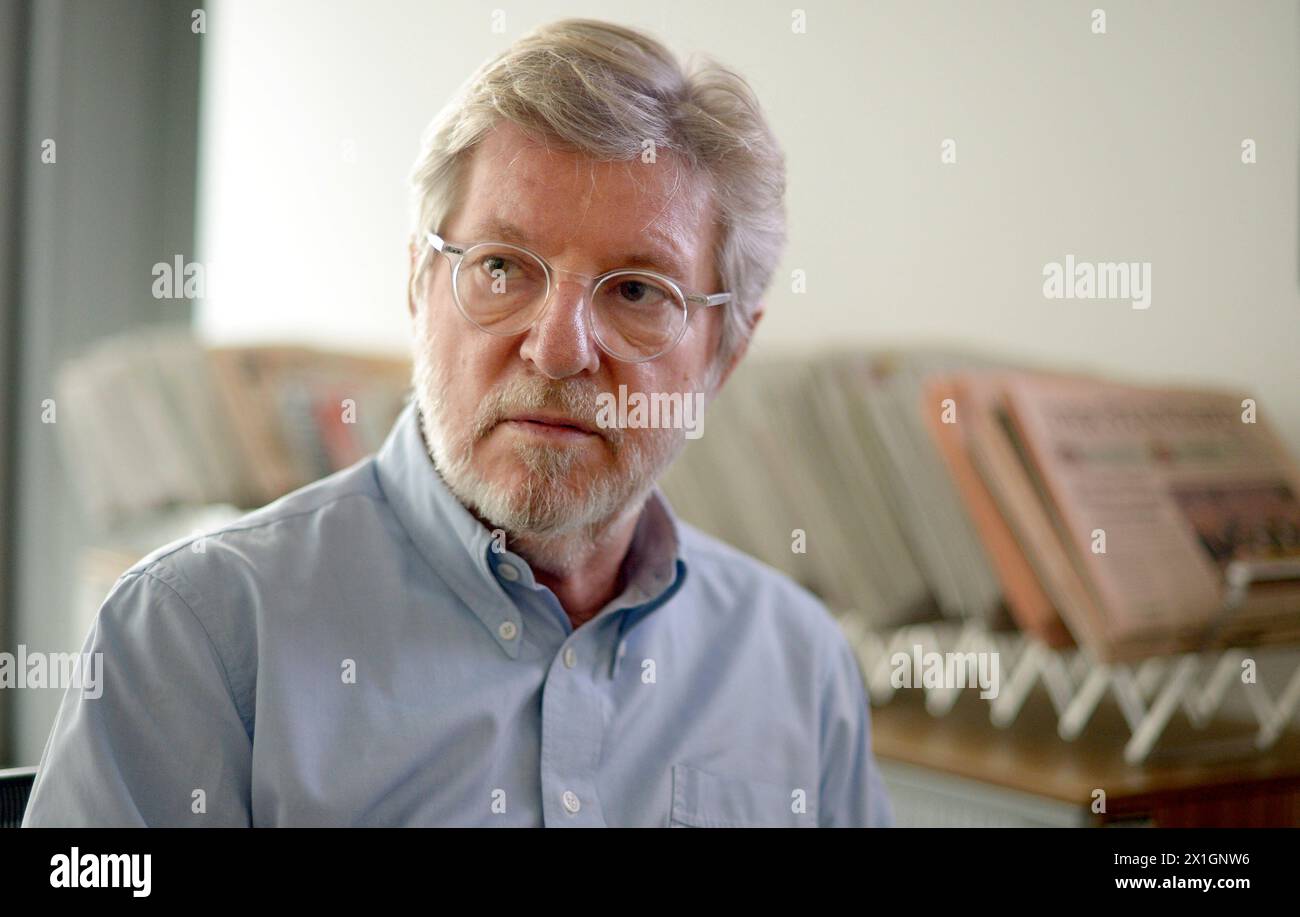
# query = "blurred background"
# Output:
<box><xmin>3</xmin><ymin>0</ymin><xmax>1300</xmax><ymax>826</ymax></box>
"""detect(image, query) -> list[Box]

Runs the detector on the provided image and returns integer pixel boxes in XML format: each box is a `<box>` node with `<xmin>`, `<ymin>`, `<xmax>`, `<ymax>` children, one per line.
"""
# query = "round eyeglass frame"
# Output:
<box><xmin>422</xmin><ymin>230</ymin><xmax>732</xmax><ymax>364</ymax></box>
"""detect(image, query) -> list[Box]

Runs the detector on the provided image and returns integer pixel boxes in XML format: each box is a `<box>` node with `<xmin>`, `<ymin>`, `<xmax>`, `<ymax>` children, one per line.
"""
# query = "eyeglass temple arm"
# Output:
<box><xmin>425</xmin><ymin>231</ymin><xmax>464</xmax><ymax>256</ymax></box>
<box><xmin>689</xmin><ymin>292</ymin><xmax>732</xmax><ymax>307</ymax></box>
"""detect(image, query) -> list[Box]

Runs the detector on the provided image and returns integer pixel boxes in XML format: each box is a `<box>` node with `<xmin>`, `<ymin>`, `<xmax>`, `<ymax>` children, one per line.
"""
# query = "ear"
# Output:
<box><xmin>710</xmin><ymin>301</ymin><xmax>764</xmax><ymax>396</ymax></box>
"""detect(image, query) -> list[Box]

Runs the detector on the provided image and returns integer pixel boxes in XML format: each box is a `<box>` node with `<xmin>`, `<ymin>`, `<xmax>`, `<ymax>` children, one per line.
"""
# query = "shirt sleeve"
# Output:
<box><xmin>818</xmin><ymin>631</ymin><xmax>894</xmax><ymax>827</ymax></box>
<box><xmin>22</xmin><ymin>567</ymin><xmax>253</xmax><ymax>827</ymax></box>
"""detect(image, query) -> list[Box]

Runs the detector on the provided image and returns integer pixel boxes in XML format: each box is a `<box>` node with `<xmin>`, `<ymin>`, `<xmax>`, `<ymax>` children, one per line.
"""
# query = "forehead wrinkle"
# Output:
<box><xmin>636</xmin><ymin>160</ymin><xmax>692</xmax><ymax>238</ymax></box>
<box><xmin>545</xmin><ymin>157</ymin><xmax>594</xmax><ymax>248</ymax></box>
<box><xmin>478</xmin><ymin>136</ymin><xmax>707</xmax><ymax>280</ymax></box>
<box><xmin>502</xmin><ymin>145</ymin><xmax>528</xmax><ymax>173</ymax></box>
<box><xmin>639</xmin><ymin>163</ymin><xmax>713</xmax><ymax>284</ymax></box>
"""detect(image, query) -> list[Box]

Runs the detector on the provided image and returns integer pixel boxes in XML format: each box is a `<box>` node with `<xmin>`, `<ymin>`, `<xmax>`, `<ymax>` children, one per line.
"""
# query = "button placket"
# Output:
<box><xmin>539</xmin><ymin>629</ymin><xmax>610</xmax><ymax>826</ymax></box>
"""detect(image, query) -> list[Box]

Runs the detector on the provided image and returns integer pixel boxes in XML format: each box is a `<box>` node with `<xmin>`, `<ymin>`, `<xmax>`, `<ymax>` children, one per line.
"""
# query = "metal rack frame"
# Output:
<box><xmin>840</xmin><ymin>560</ymin><xmax>1300</xmax><ymax>764</ymax></box>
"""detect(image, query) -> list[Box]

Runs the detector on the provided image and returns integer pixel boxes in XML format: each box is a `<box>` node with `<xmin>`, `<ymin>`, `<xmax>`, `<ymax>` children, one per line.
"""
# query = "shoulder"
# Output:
<box><xmin>123</xmin><ymin>458</ymin><xmax>387</xmax><ymax>595</ymax></box>
<box><xmin>100</xmin><ymin>460</ymin><xmax>387</xmax><ymax>649</ymax></box>
<box><xmin>675</xmin><ymin>519</ymin><xmax>854</xmax><ymax>670</ymax></box>
<box><xmin>90</xmin><ymin>459</ymin><xmax>394</xmax><ymax>725</ymax></box>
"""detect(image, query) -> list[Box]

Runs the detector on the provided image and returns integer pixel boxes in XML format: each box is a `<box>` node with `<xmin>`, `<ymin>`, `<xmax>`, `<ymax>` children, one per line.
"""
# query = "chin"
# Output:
<box><xmin>464</xmin><ymin>450</ymin><xmax>633</xmax><ymax>537</ymax></box>
<box><xmin>469</xmin><ymin>475</ymin><xmax>602</xmax><ymax>537</ymax></box>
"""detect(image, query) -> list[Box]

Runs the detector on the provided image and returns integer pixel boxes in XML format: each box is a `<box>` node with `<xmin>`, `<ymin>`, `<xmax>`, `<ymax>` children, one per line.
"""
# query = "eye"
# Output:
<box><xmin>612</xmin><ymin>277</ymin><xmax>670</xmax><ymax>307</ymax></box>
<box><xmin>482</xmin><ymin>255</ymin><xmax>520</xmax><ymax>276</ymax></box>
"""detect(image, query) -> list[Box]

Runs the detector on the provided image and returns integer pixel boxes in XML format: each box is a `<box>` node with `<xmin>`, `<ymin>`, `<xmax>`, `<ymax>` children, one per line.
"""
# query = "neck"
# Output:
<box><xmin>506</xmin><ymin>498</ymin><xmax>645</xmax><ymax>629</ymax></box>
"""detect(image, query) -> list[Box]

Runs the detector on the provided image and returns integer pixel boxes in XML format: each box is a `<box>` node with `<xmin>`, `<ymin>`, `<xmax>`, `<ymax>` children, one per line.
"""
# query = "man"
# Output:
<box><xmin>24</xmin><ymin>19</ymin><xmax>892</xmax><ymax>827</ymax></box>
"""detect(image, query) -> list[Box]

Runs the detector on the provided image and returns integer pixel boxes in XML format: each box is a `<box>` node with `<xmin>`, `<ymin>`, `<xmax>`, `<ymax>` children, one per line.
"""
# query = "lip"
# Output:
<box><xmin>499</xmin><ymin>413</ymin><xmax>601</xmax><ymax>439</ymax></box>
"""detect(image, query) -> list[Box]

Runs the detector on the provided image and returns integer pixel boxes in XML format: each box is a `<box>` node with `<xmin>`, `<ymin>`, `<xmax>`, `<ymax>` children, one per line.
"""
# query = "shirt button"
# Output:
<box><xmin>498</xmin><ymin>620</ymin><xmax>518</xmax><ymax>641</ymax></box>
<box><xmin>563</xmin><ymin>647</ymin><xmax>577</xmax><ymax>669</ymax></box>
<box><xmin>561</xmin><ymin>790</ymin><xmax>581</xmax><ymax>814</ymax></box>
<box><xmin>497</xmin><ymin>563</ymin><xmax>520</xmax><ymax>582</ymax></box>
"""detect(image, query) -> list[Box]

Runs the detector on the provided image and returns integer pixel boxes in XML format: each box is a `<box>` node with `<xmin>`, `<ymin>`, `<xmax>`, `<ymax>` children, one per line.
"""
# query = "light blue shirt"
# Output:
<box><xmin>23</xmin><ymin>401</ymin><xmax>892</xmax><ymax>827</ymax></box>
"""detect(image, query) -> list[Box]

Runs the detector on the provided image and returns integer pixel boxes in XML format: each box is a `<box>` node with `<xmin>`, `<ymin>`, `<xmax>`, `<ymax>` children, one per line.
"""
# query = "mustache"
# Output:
<box><xmin>473</xmin><ymin>375</ymin><xmax>623</xmax><ymax>446</ymax></box>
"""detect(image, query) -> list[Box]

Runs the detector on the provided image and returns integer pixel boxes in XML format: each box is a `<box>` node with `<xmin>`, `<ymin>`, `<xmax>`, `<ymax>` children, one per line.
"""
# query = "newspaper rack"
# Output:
<box><xmin>841</xmin><ymin>559</ymin><xmax>1300</xmax><ymax>764</ymax></box>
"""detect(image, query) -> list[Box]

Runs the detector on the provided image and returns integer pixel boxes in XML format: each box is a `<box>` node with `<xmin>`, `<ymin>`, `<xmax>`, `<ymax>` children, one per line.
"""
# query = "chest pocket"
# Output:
<box><xmin>669</xmin><ymin>763</ymin><xmax>817</xmax><ymax>828</ymax></box>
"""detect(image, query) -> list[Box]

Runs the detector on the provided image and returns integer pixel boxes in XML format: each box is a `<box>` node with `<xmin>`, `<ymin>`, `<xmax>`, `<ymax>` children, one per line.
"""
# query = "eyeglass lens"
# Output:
<box><xmin>454</xmin><ymin>242</ymin><xmax>688</xmax><ymax>360</ymax></box>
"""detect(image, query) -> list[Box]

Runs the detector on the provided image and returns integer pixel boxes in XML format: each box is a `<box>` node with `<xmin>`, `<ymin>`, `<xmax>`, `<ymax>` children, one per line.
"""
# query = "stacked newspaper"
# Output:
<box><xmin>54</xmin><ymin>327</ymin><xmax>411</xmax><ymax>531</ymax></box>
<box><xmin>925</xmin><ymin>369</ymin><xmax>1300</xmax><ymax>661</ymax></box>
<box><xmin>661</xmin><ymin>349</ymin><xmax>1015</xmax><ymax>631</ymax></box>
<box><xmin>665</xmin><ymin>349</ymin><xmax>1300</xmax><ymax>661</ymax></box>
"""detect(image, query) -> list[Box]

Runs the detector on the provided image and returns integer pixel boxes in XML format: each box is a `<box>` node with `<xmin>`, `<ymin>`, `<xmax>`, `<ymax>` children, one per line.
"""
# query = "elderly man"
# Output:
<box><xmin>24</xmin><ymin>19</ymin><xmax>892</xmax><ymax>827</ymax></box>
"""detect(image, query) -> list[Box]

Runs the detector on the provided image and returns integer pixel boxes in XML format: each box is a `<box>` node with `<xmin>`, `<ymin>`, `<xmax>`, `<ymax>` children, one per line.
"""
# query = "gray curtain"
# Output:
<box><xmin>0</xmin><ymin>0</ymin><xmax>202</xmax><ymax>765</ymax></box>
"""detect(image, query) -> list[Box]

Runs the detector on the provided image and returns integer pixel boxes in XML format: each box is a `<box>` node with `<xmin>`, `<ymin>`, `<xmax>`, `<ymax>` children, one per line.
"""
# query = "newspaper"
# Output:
<box><xmin>926</xmin><ymin>370</ymin><xmax>1076</xmax><ymax>648</ymax></box>
<box><xmin>1001</xmin><ymin>375</ymin><xmax>1300</xmax><ymax>652</ymax></box>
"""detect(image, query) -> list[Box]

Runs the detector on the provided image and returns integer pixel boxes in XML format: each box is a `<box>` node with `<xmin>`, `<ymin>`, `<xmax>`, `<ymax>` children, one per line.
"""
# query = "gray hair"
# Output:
<box><xmin>409</xmin><ymin>18</ymin><xmax>787</xmax><ymax>366</ymax></box>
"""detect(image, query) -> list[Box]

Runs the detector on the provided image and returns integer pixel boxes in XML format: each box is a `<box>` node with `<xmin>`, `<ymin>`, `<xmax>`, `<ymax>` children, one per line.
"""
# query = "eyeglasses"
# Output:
<box><xmin>422</xmin><ymin>230</ymin><xmax>732</xmax><ymax>363</ymax></box>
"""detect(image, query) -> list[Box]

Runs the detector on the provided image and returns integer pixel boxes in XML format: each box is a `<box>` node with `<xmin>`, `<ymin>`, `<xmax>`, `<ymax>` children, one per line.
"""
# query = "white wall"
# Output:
<box><xmin>196</xmin><ymin>0</ymin><xmax>1300</xmax><ymax>456</ymax></box>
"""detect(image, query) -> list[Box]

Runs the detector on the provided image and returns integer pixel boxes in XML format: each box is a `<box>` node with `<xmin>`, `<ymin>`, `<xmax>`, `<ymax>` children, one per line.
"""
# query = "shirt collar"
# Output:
<box><xmin>613</xmin><ymin>482</ymin><xmax>687</xmax><ymax>626</ymax></box>
<box><xmin>373</xmin><ymin>400</ymin><xmax>687</xmax><ymax>655</ymax></box>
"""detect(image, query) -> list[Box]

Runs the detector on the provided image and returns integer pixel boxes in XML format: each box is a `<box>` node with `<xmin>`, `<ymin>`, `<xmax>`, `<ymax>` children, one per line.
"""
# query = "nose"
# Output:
<box><xmin>517</xmin><ymin>274</ymin><xmax>601</xmax><ymax>379</ymax></box>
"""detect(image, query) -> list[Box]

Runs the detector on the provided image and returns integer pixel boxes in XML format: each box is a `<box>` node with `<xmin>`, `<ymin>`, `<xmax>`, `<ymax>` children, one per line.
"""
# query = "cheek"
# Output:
<box><xmin>649</xmin><ymin>340</ymin><xmax>716</xmax><ymax>396</ymax></box>
<box><xmin>607</xmin><ymin>353</ymin><xmax>709</xmax><ymax>430</ymax></box>
<box><xmin>422</xmin><ymin>293</ymin><xmax>523</xmax><ymax>404</ymax></box>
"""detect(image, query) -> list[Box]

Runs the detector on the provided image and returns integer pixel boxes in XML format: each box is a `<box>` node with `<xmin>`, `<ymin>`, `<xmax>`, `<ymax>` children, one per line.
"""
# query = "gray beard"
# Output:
<box><xmin>409</xmin><ymin>317</ymin><xmax>689</xmax><ymax>571</ymax></box>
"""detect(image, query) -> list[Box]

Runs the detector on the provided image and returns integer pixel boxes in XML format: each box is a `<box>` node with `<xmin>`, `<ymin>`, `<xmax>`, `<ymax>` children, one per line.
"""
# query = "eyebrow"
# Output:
<box><xmin>466</xmin><ymin>217</ymin><xmax>693</xmax><ymax>282</ymax></box>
